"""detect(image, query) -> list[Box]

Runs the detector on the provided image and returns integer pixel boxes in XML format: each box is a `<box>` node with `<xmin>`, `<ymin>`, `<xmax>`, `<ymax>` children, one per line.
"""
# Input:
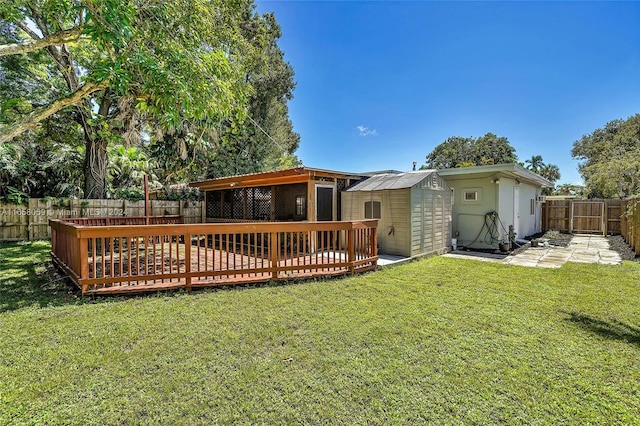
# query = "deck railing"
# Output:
<box><xmin>60</xmin><ymin>215</ymin><xmax>184</xmax><ymax>226</ymax></box>
<box><xmin>49</xmin><ymin>218</ymin><xmax>378</xmax><ymax>295</ymax></box>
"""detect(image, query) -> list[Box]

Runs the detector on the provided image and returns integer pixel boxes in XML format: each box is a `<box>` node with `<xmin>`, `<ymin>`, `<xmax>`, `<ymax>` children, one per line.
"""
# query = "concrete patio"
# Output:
<box><xmin>443</xmin><ymin>235</ymin><xmax>622</xmax><ymax>268</ymax></box>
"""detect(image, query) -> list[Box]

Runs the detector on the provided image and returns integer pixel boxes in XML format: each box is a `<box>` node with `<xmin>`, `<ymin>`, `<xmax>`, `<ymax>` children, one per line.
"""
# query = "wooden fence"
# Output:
<box><xmin>620</xmin><ymin>199</ymin><xmax>640</xmax><ymax>255</ymax></box>
<box><xmin>50</xmin><ymin>219</ymin><xmax>378</xmax><ymax>295</ymax></box>
<box><xmin>542</xmin><ymin>198</ymin><xmax>638</xmax><ymax>255</ymax></box>
<box><xmin>0</xmin><ymin>198</ymin><xmax>204</xmax><ymax>241</ymax></box>
<box><xmin>542</xmin><ymin>199</ymin><xmax>623</xmax><ymax>235</ymax></box>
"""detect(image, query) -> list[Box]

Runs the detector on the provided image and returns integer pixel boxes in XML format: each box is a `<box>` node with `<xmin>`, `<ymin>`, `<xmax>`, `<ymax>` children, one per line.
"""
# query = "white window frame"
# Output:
<box><xmin>364</xmin><ymin>200</ymin><xmax>381</xmax><ymax>219</ymax></box>
<box><xmin>462</xmin><ymin>187</ymin><xmax>482</xmax><ymax>204</ymax></box>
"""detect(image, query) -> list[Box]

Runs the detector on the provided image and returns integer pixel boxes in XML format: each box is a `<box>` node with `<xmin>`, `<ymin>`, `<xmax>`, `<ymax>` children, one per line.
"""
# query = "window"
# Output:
<box><xmin>295</xmin><ymin>195</ymin><xmax>306</xmax><ymax>216</ymax></box>
<box><xmin>364</xmin><ymin>201</ymin><xmax>381</xmax><ymax>219</ymax></box>
<box><xmin>530</xmin><ymin>198</ymin><xmax>535</xmax><ymax>215</ymax></box>
<box><xmin>461</xmin><ymin>187</ymin><xmax>482</xmax><ymax>204</ymax></box>
<box><xmin>464</xmin><ymin>191</ymin><xmax>478</xmax><ymax>201</ymax></box>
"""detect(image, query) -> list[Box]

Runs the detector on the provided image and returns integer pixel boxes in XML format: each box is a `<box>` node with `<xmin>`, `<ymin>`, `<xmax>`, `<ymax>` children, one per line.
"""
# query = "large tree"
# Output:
<box><xmin>423</xmin><ymin>132</ymin><xmax>517</xmax><ymax>169</ymax></box>
<box><xmin>571</xmin><ymin>114</ymin><xmax>640</xmax><ymax>198</ymax></box>
<box><xmin>146</xmin><ymin>8</ymin><xmax>300</xmax><ymax>185</ymax></box>
<box><xmin>1</xmin><ymin>0</ymin><xmax>255</xmax><ymax>198</ymax></box>
<box><xmin>205</xmin><ymin>10</ymin><xmax>300</xmax><ymax>178</ymax></box>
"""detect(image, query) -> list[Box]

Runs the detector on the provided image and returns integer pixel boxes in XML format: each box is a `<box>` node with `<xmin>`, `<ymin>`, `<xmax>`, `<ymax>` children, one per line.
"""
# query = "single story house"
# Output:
<box><xmin>437</xmin><ymin>163</ymin><xmax>553</xmax><ymax>249</ymax></box>
<box><xmin>341</xmin><ymin>170</ymin><xmax>453</xmax><ymax>257</ymax></box>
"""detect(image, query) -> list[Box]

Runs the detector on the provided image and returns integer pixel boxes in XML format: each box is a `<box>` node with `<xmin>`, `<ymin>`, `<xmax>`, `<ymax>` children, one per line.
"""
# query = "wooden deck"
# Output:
<box><xmin>50</xmin><ymin>218</ymin><xmax>378</xmax><ymax>295</ymax></box>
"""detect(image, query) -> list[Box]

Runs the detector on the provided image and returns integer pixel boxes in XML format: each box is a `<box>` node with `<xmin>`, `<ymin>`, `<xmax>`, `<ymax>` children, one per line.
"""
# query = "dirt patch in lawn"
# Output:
<box><xmin>607</xmin><ymin>235</ymin><xmax>638</xmax><ymax>262</ymax></box>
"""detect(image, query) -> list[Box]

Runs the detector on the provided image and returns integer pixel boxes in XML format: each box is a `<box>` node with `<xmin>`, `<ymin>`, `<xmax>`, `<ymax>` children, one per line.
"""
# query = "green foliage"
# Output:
<box><xmin>523</xmin><ymin>156</ymin><xmax>561</xmax><ymax>193</ymax></box>
<box><xmin>423</xmin><ymin>133</ymin><xmax>517</xmax><ymax>169</ymax></box>
<box><xmin>524</xmin><ymin>155</ymin><xmax>544</xmax><ymax>173</ymax></box>
<box><xmin>112</xmin><ymin>187</ymin><xmax>144</xmax><ymax>201</ymax></box>
<box><xmin>1</xmin><ymin>242</ymin><xmax>640</xmax><ymax>423</ymax></box>
<box><xmin>552</xmin><ymin>183</ymin><xmax>585</xmax><ymax>197</ymax></box>
<box><xmin>106</xmin><ymin>143</ymin><xmax>158</xmax><ymax>196</ymax></box>
<box><xmin>209</xmin><ymin>9</ymin><xmax>300</xmax><ymax>177</ymax></box>
<box><xmin>0</xmin><ymin>133</ymin><xmax>84</xmax><ymax>199</ymax></box>
<box><xmin>572</xmin><ymin>114</ymin><xmax>640</xmax><ymax>198</ymax></box>
<box><xmin>1</xmin><ymin>0</ymin><xmax>288</xmax><ymax>198</ymax></box>
<box><xmin>162</xmin><ymin>187</ymin><xmax>203</xmax><ymax>202</ymax></box>
<box><xmin>539</xmin><ymin>163</ymin><xmax>560</xmax><ymax>183</ymax></box>
<box><xmin>5</xmin><ymin>186</ymin><xmax>28</xmax><ymax>204</ymax></box>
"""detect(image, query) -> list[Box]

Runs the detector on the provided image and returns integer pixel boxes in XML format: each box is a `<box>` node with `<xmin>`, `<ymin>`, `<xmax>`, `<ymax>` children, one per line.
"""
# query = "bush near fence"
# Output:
<box><xmin>0</xmin><ymin>198</ymin><xmax>204</xmax><ymax>241</ymax></box>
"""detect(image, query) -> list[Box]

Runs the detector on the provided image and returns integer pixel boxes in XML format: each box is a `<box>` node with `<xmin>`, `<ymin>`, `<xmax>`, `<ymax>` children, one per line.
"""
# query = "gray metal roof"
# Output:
<box><xmin>346</xmin><ymin>170</ymin><xmax>438</xmax><ymax>191</ymax></box>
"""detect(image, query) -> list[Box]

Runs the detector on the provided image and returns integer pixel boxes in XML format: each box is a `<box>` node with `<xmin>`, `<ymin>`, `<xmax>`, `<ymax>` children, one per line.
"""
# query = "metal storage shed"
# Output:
<box><xmin>341</xmin><ymin>170</ymin><xmax>453</xmax><ymax>257</ymax></box>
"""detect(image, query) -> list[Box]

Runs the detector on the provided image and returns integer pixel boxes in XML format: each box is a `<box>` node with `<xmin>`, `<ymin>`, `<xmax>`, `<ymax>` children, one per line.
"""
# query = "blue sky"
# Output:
<box><xmin>256</xmin><ymin>1</ymin><xmax>640</xmax><ymax>185</ymax></box>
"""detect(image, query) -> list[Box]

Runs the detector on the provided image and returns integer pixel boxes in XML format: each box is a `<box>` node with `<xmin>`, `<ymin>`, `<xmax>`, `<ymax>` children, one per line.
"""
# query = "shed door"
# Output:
<box><xmin>316</xmin><ymin>186</ymin><xmax>333</xmax><ymax>221</ymax></box>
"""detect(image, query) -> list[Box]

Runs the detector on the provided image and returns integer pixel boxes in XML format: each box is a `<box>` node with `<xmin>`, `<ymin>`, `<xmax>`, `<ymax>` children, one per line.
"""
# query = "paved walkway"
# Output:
<box><xmin>444</xmin><ymin>235</ymin><xmax>621</xmax><ymax>268</ymax></box>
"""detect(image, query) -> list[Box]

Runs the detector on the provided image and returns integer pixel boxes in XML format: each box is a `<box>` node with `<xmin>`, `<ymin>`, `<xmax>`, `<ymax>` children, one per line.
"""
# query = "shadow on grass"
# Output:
<box><xmin>0</xmin><ymin>241</ymin><xmax>86</xmax><ymax>313</ymax></box>
<box><xmin>0</xmin><ymin>241</ymin><xmax>343</xmax><ymax>313</ymax></box>
<box><xmin>564</xmin><ymin>311</ymin><xmax>640</xmax><ymax>346</ymax></box>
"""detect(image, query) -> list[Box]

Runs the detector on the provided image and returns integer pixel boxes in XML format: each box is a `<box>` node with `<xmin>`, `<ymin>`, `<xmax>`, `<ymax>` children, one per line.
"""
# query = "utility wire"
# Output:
<box><xmin>246</xmin><ymin>114</ymin><xmax>288</xmax><ymax>153</ymax></box>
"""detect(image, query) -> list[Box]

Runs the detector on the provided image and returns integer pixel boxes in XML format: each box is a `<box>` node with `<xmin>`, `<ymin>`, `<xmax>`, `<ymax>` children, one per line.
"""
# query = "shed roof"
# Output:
<box><xmin>346</xmin><ymin>170</ymin><xmax>438</xmax><ymax>191</ymax></box>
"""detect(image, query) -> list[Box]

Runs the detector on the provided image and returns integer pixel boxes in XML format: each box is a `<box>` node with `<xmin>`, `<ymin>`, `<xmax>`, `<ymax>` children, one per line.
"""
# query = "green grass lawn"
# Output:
<box><xmin>1</xmin><ymin>241</ymin><xmax>639</xmax><ymax>425</ymax></box>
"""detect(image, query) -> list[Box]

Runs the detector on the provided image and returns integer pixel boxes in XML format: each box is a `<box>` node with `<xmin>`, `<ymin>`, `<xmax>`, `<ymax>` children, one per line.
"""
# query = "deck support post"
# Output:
<box><xmin>347</xmin><ymin>228</ymin><xmax>355</xmax><ymax>275</ymax></box>
<box><xmin>79</xmin><ymin>235</ymin><xmax>89</xmax><ymax>295</ymax></box>
<box><xmin>270</xmin><ymin>231</ymin><xmax>279</xmax><ymax>281</ymax></box>
<box><xmin>370</xmin><ymin>226</ymin><xmax>377</xmax><ymax>258</ymax></box>
<box><xmin>185</xmin><ymin>231</ymin><xmax>192</xmax><ymax>292</ymax></box>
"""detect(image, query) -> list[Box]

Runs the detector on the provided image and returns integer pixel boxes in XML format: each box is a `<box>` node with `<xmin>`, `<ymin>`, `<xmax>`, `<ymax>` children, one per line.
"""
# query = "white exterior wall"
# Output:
<box><xmin>497</xmin><ymin>179</ymin><xmax>515</xmax><ymax>242</ymax></box>
<box><xmin>496</xmin><ymin>178</ymin><xmax>542</xmax><ymax>239</ymax></box>
<box><xmin>448</xmin><ymin>178</ymin><xmax>498</xmax><ymax>249</ymax></box>
<box><xmin>516</xmin><ymin>181</ymin><xmax>542</xmax><ymax>238</ymax></box>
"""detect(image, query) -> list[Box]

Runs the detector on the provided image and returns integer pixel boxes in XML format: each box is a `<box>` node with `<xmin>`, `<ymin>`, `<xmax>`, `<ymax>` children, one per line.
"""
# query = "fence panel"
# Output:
<box><xmin>606</xmin><ymin>199</ymin><xmax>623</xmax><ymax>235</ymax></box>
<box><xmin>0</xmin><ymin>198</ymin><xmax>204</xmax><ymax>241</ymax></box>
<box><xmin>543</xmin><ymin>199</ymin><xmax>626</xmax><ymax>236</ymax></box>
<box><xmin>543</xmin><ymin>200</ymin><xmax>571</xmax><ymax>232</ymax></box>
<box><xmin>0</xmin><ymin>203</ymin><xmax>29</xmax><ymax>241</ymax></box>
<box><xmin>571</xmin><ymin>201</ymin><xmax>605</xmax><ymax>234</ymax></box>
<box><xmin>621</xmin><ymin>199</ymin><xmax>639</xmax><ymax>255</ymax></box>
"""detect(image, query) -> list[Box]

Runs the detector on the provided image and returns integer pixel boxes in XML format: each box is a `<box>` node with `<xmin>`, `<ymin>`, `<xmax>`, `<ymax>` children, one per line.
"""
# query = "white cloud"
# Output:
<box><xmin>357</xmin><ymin>125</ymin><xmax>378</xmax><ymax>137</ymax></box>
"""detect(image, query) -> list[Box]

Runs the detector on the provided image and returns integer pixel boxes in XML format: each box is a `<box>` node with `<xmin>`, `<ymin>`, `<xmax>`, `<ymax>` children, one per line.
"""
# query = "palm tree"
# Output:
<box><xmin>539</xmin><ymin>164</ymin><xmax>561</xmax><ymax>183</ymax></box>
<box><xmin>525</xmin><ymin>155</ymin><xmax>545</xmax><ymax>173</ymax></box>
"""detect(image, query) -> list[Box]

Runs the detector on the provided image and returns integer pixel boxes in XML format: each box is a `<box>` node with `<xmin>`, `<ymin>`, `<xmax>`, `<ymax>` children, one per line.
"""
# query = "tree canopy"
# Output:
<box><xmin>0</xmin><ymin>0</ymin><xmax>299</xmax><ymax>199</ymax></box>
<box><xmin>423</xmin><ymin>133</ymin><xmax>518</xmax><ymax>169</ymax></box>
<box><xmin>571</xmin><ymin>114</ymin><xmax>640</xmax><ymax>198</ymax></box>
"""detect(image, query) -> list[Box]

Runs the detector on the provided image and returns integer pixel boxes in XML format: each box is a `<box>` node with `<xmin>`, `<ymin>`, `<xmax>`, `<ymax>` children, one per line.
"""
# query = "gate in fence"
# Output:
<box><xmin>542</xmin><ymin>199</ymin><xmax>623</xmax><ymax>235</ymax></box>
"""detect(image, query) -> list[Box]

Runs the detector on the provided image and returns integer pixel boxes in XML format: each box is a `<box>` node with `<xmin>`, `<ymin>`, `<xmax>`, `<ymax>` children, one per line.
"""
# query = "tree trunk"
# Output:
<box><xmin>83</xmin><ymin>136</ymin><xmax>108</xmax><ymax>199</ymax></box>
